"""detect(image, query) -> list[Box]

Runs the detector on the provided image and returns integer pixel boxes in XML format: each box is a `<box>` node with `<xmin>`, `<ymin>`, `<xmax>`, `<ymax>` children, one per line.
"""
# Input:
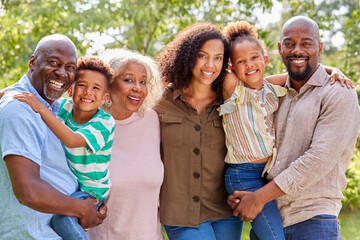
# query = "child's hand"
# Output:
<box><xmin>223</xmin><ymin>71</ymin><xmax>237</xmax><ymax>101</ymax></box>
<box><xmin>13</xmin><ymin>92</ymin><xmax>46</xmax><ymax>113</ymax></box>
<box><xmin>329</xmin><ymin>69</ymin><xmax>354</xmax><ymax>89</ymax></box>
<box><xmin>0</xmin><ymin>86</ymin><xmax>11</xmax><ymax>99</ymax></box>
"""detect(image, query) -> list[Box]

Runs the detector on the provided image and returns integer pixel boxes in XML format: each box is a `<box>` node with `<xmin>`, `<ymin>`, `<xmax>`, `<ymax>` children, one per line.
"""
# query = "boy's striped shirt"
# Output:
<box><xmin>58</xmin><ymin>99</ymin><xmax>115</xmax><ymax>200</ymax></box>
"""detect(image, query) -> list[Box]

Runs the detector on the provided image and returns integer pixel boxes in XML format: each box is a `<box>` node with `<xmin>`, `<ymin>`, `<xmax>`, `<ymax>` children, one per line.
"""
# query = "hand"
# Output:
<box><xmin>13</xmin><ymin>92</ymin><xmax>46</xmax><ymax>113</ymax></box>
<box><xmin>96</xmin><ymin>201</ymin><xmax>107</xmax><ymax>225</ymax></box>
<box><xmin>80</xmin><ymin>198</ymin><xmax>108</xmax><ymax>231</ymax></box>
<box><xmin>232</xmin><ymin>191</ymin><xmax>265</xmax><ymax>222</ymax></box>
<box><xmin>227</xmin><ymin>194</ymin><xmax>240</xmax><ymax>210</ymax></box>
<box><xmin>0</xmin><ymin>86</ymin><xmax>11</xmax><ymax>98</ymax></box>
<box><xmin>78</xmin><ymin>197</ymin><xmax>100</xmax><ymax>229</ymax></box>
<box><xmin>329</xmin><ymin>70</ymin><xmax>354</xmax><ymax>89</ymax></box>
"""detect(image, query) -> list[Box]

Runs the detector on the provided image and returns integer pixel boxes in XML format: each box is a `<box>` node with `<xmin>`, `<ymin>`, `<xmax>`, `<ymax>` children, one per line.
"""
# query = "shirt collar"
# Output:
<box><xmin>172</xmin><ymin>88</ymin><xmax>182</xmax><ymax>101</ymax></box>
<box><xmin>284</xmin><ymin>64</ymin><xmax>328</xmax><ymax>91</ymax></box>
<box><xmin>238</xmin><ymin>80</ymin><xmax>286</xmax><ymax>101</ymax></box>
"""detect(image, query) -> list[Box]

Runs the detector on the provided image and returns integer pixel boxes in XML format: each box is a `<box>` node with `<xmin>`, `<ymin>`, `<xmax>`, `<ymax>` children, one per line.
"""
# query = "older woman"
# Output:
<box><xmin>155</xmin><ymin>23</ymin><xmax>242</xmax><ymax>240</ymax></box>
<box><xmin>87</xmin><ymin>48</ymin><xmax>164</xmax><ymax>240</ymax></box>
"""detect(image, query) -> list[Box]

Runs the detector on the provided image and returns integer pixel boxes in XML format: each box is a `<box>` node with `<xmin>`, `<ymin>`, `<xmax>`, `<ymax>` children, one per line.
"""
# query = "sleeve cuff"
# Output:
<box><xmin>274</xmin><ymin>170</ymin><xmax>303</xmax><ymax>195</ymax></box>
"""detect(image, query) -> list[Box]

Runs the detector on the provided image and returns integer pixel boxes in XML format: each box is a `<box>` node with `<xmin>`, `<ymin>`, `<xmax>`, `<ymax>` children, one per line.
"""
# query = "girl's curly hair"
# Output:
<box><xmin>157</xmin><ymin>22</ymin><xmax>229</xmax><ymax>97</ymax></box>
<box><xmin>223</xmin><ymin>21</ymin><xmax>267</xmax><ymax>58</ymax></box>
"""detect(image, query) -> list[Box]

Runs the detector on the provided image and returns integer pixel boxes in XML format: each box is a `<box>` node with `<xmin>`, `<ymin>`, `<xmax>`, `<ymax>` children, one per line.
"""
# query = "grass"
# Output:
<box><xmin>339</xmin><ymin>209</ymin><xmax>360</xmax><ymax>240</ymax></box>
<box><xmin>162</xmin><ymin>210</ymin><xmax>360</xmax><ymax>240</ymax></box>
<box><xmin>240</xmin><ymin>210</ymin><xmax>360</xmax><ymax>240</ymax></box>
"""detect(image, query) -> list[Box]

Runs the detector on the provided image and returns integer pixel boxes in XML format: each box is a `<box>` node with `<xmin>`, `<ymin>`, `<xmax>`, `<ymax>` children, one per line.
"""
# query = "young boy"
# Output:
<box><xmin>14</xmin><ymin>56</ymin><xmax>115</xmax><ymax>240</ymax></box>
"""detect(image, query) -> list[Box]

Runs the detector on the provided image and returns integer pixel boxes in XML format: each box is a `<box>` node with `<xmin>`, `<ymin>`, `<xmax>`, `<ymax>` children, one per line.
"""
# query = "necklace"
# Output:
<box><xmin>194</xmin><ymin>99</ymin><xmax>200</xmax><ymax>109</ymax></box>
<box><xmin>186</xmin><ymin>87</ymin><xmax>200</xmax><ymax>109</ymax></box>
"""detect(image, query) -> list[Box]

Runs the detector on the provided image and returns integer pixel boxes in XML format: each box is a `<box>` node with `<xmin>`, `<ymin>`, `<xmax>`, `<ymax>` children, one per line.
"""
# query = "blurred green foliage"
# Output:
<box><xmin>1</xmin><ymin>0</ymin><xmax>360</xmax><ymax>209</ymax></box>
<box><xmin>343</xmin><ymin>143</ymin><xmax>360</xmax><ymax>210</ymax></box>
<box><xmin>0</xmin><ymin>0</ymin><xmax>275</xmax><ymax>87</ymax></box>
<box><xmin>1</xmin><ymin>0</ymin><xmax>359</xmax><ymax>84</ymax></box>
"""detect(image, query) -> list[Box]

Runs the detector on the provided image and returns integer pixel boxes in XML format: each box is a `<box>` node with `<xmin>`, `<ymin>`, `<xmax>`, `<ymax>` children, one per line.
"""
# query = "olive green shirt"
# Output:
<box><xmin>155</xmin><ymin>86</ymin><xmax>233</xmax><ymax>227</ymax></box>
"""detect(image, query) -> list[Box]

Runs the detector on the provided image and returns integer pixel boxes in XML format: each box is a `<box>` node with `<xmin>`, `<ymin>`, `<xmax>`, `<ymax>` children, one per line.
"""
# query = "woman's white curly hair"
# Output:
<box><xmin>99</xmin><ymin>48</ymin><xmax>164</xmax><ymax>114</ymax></box>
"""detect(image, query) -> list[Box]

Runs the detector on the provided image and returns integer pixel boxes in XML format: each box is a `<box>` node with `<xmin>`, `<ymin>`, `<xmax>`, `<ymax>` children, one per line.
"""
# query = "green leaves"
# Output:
<box><xmin>344</xmin><ymin>150</ymin><xmax>360</xmax><ymax>210</ymax></box>
<box><xmin>1</xmin><ymin>0</ymin><xmax>359</xmax><ymax>89</ymax></box>
<box><xmin>1</xmin><ymin>0</ymin><xmax>360</xmax><ymax>212</ymax></box>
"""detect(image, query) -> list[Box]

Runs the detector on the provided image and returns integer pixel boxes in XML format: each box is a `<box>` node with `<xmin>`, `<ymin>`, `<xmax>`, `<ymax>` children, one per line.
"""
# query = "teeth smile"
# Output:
<box><xmin>202</xmin><ymin>71</ymin><xmax>213</xmax><ymax>76</ymax></box>
<box><xmin>128</xmin><ymin>96</ymin><xmax>140</xmax><ymax>101</ymax></box>
<box><xmin>81</xmin><ymin>98</ymin><xmax>93</xmax><ymax>103</ymax></box>
<box><xmin>292</xmin><ymin>60</ymin><xmax>305</xmax><ymax>63</ymax></box>
<box><xmin>246</xmin><ymin>70</ymin><xmax>257</xmax><ymax>75</ymax></box>
<box><xmin>49</xmin><ymin>80</ymin><xmax>64</xmax><ymax>89</ymax></box>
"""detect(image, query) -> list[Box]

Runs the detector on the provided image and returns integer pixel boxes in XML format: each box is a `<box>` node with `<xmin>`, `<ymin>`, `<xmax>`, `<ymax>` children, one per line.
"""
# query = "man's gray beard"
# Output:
<box><xmin>43</xmin><ymin>86</ymin><xmax>63</xmax><ymax>101</ymax></box>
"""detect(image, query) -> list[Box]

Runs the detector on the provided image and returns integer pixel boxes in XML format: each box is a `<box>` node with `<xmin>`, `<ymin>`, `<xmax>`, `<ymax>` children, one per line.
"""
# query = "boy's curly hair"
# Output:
<box><xmin>76</xmin><ymin>56</ymin><xmax>114</xmax><ymax>88</ymax></box>
<box><xmin>157</xmin><ymin>22</ymin><xmax>229</xmax><ymax>97</ymax></box>
<box><xmin>223</xmin><ymin>21</ymin><xmax>267</xmax><ymax>57</ymax></box>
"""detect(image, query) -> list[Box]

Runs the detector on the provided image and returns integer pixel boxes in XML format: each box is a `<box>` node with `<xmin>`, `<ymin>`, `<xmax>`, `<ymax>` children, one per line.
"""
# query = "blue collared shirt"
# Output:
<box><xmin>0</xmin><ymin>75</ymin><xmax>78</xmax><ymax>239</ymax></box>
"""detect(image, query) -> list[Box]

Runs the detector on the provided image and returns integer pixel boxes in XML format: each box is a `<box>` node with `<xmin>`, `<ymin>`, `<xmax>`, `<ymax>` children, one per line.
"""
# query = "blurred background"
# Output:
<box><xmin>1</xmin><ymin>0</ymin><xmax>359</xmax><ymax>238</ymax></box>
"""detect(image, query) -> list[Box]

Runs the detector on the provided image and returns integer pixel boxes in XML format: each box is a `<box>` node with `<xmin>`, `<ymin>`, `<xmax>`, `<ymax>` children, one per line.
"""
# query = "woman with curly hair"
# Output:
<box><xmin>87</xmin><ymin>48</ymin><xmax>165</xmax><ymax>240</ymax></box>
<box><xmin>155</xmin><ymin>22</ymin><xmax>242</xmax><ymax>239</ymax></box>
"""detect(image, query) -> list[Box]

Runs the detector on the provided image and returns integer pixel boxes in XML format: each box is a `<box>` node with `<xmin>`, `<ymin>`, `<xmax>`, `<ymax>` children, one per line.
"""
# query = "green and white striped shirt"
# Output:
<box><xmin>58</xmin><ymin>99</ymin><xmax>115</xmax><ymax>200</ymax></box>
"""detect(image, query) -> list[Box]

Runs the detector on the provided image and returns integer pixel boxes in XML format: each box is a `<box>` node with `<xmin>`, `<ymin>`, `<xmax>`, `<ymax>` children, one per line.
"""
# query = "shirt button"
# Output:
<box><xmin>206</xmin><ymin>107</ymin><xmax>212</xmax><ymax>113</ymax></box>
<box><xmin>266</xmin><ymin>128</ymin><xmax>270</xmax><ymax>132</ymax></box>
<box><xmin>194</xmin><ymin>124</ymin><xmax>201</xmax><ymax>131</ymax></box>
<box><xmin>294</xmin><ymin>97</ymin><xmax>298</xmax><ymax>101</ymax></box>
<box><xmin>193</xmin><ymin>172</ymin><xmax>200</xmax><ymax>179</ymax></box>
<box><xmin>193</xmin><ymin>148</ymin><xmax>200</xmax><ymax>155</ymax></box>
<box><xmin>264</xmin><ymin>116</ymin><xmax>267</xmax><ymax>120</ymax></box>
<box><xmin>261</xmin><ymin>104</ymin><xmax>265</xmax><ymax>107</ymax></box>
<box><xmin>192</xmin><ymin>196</ymin><xmax>200</xmax><ymax>202</ymax></box>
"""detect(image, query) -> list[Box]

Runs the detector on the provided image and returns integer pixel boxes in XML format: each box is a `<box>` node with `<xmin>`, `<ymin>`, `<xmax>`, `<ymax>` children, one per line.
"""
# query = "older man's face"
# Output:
<box><xmin>278</xmin><ymin>22</ymin><xmax>323</xmax><ymax>82</ymax></box>
<box><xmin>29</xmin><ymin>42</ymin><xmax>77</xmax><ymax>103</ymax></box>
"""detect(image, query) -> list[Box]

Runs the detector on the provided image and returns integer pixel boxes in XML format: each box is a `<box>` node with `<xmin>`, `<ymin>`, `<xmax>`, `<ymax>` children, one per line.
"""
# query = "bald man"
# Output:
<box><xmin>0</xmin><ymin>34</ymin><xmax>105</xmax><ymax>239</ymax></box>
<box><xmin>228</xmin><ymin>16</ymin><xmax>360</xmax><ymax>239</ymax></box>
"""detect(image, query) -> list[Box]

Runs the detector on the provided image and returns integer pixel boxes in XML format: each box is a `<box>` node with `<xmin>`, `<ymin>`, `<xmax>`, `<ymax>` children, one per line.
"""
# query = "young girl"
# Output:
<box><xmin>219</xmin><ymin>21</ymin><xmax>286</xmax><ymax>240</ymax></box>
<box><xmin>14</xmin><ymin>56</ymin><xmax>115</xmax><ymax>240</ymax></box>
